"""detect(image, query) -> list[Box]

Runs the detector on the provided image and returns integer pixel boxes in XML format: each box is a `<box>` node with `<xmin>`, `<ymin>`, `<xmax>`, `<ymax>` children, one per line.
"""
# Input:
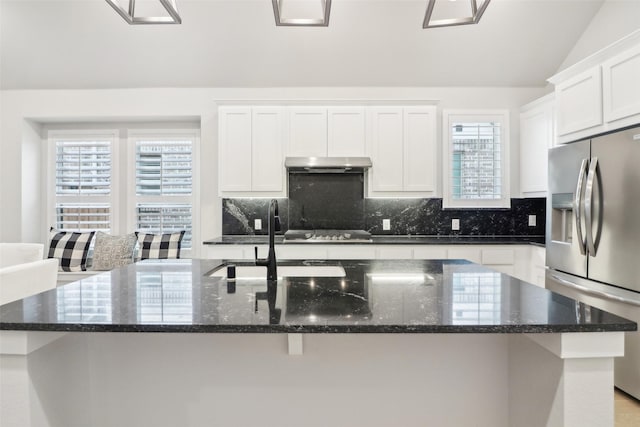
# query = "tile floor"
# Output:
<box><xmin>615</xmin><ymin>388</ymin><xmax>640</xmax><ymax>427</ymax></box>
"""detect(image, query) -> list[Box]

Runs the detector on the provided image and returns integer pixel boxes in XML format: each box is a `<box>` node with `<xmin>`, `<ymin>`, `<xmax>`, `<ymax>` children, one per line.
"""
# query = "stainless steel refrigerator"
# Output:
<box><xmin>546</xmin><ymin>124</ymin><xmax>640</xmax><ymax>399</ymax></box>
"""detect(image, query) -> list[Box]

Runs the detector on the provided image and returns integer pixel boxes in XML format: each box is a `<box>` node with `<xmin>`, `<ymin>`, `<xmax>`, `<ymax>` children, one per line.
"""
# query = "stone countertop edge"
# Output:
<box><xmin>203</xmin><ymin>235</ymin><xmax>546</xmax><ymax>247</ymax></box>
<box><xmin>1</xmin><ymin>259</ymin><xmax>635</xmax><ymax>335</ymax></box>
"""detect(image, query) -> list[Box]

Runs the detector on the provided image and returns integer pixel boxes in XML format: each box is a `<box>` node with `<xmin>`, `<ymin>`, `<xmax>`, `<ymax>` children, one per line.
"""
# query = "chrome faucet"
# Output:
<box><xmin>255</xmin><ymin>199</ymin><xmax>280</xmax><ymax>281</ymax></box>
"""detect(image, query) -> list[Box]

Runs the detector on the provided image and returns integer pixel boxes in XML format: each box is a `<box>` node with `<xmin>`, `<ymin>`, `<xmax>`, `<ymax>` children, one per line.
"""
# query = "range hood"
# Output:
<box><xmin>285</xmin><ymin>157</ymin><xmax>372</xmax><ymax>173</ymax></box>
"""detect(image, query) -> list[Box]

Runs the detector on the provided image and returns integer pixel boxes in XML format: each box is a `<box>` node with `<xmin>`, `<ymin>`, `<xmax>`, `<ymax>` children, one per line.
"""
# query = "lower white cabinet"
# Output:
<box><xmin>203</xmin><ymin>243</ymin><xmax>546</xmax><ymax>287</ymax></box>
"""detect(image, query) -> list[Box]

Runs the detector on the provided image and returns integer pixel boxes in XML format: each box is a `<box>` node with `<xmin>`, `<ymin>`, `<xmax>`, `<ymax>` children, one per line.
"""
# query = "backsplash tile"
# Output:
<box><xmin>364</xmin><ymin>198</ymin><xmax>546</xmax><ymax>236</ymax></box>
<box><xmin>223</xmin><ymin>198</ymin><xmax>289</xmax><ymax>235</ymax></box>
<box><xmin>223</xmin><ymin>197</ymin><xmax>546</xmax><ymax>237</ymax></box>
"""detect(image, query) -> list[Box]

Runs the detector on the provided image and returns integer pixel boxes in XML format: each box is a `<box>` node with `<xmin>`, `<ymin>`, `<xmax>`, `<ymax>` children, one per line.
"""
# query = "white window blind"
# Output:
<box><xmin>451</xmin><ymin>122</ymin><xmax>502</xmax><ymax>200</ymax></box>
<box><xmin>49</xmin><ymin>129</ymin><xmax>198</xmax><ymax>255</ymax></box>
<box><xmin>443</xmin><ymin>111</ymin><xmax>510</xmax><ymax>208</ymax></box>
<box><xmin>136</xmin><ymin>140</ymin><xmax>192</xmax><ymax>195</ymax></box>
<box><xmin>53</xmin><ymin>136</ymin><xmax>114</xmax><ymax>232</ymax></box>
<box><xmin>134</xmin><ymin>137</ymin><xmax>194</xmax><ymax>249</ymax></box>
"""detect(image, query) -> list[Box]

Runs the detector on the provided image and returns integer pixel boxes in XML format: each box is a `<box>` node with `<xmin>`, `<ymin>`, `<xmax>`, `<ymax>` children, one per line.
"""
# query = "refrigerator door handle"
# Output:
<box><xmin>550</xmin><ymin>274</ymin><xmax>640</xmax><ymax>307</ymax></box>
<box><xmin>574</xmin><ymin>158</ymin><xmax>589</xmax><ymax>255</ymax></box>
<box><xmin>584</xmin><ymin>157</ymin><xmax>600</xmax><ymax>256</ymax></box>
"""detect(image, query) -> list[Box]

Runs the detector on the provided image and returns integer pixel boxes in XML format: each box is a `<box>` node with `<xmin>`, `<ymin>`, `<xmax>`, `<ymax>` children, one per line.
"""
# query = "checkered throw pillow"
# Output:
<box><xmin>136</xmin><ymin>231</ymin><xmax>185</xmax><ymax>260</ymax></box>
<box><xmin>48</xmin><ymin>228</ymin><xmax>95</xmax><ymax>272</ymax></box>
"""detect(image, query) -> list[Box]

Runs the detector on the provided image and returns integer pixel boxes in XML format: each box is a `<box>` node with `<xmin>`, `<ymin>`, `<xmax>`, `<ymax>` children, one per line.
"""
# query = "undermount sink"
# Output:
<box><xmin>209</xmin><ymin>265</ymin><xmax>346</xmax><ymax>279</ymax></box>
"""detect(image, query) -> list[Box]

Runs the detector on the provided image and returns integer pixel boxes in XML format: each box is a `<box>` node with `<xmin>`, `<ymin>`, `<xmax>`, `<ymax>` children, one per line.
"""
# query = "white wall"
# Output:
<box><xmin>557</xmin><ymin>0</ymin><xmax>640</xmax><ymax>72</ymax></box>
<box><xmin>0</xmin><ymin>86</ymin><xmax>547</xmax><ymax>249</ymax></box>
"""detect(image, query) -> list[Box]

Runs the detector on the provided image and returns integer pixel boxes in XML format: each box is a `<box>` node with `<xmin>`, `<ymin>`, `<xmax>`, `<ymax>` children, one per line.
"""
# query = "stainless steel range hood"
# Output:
<box><xmin>285</xmin><ymin>157</ymin><xmax>372</xmax><ymax>173</ymax></box>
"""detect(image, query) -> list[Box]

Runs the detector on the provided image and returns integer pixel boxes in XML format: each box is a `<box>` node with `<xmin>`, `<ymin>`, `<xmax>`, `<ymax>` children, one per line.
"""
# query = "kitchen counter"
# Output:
<box><xmin>0</xmin><ymin>259</ymin><xmax>631</xmax><ymax>334</ymax></box>
<box><xmin>204</xmin><ymin>234</ymin><xmax>546</xmax><ymax>246</ymax></box>
<box><xmin>0</xmin><ymin>259</ymin><xmax>634</xmax><ymax>427</ymax></box>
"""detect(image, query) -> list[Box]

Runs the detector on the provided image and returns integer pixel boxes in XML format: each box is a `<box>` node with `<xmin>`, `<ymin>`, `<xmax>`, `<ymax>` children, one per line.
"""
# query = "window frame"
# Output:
<box><xmin>46</xmin><ymin>129</ymin><xmax>121</xmax><ymax>234</ymax></box>
<box><xmin>126</xmin><ymin>129</ymin><xmax>200</xmax><ymax>258</ymax></box>
<box><xmin>46</xmin><ymin>128</ymin><xmax>200</xmax><ymax>258</ymax></box>
<box><xmin>442</xmin><ymin>109</ymin><xmax>511</xmax><ymax>209</ymax></box>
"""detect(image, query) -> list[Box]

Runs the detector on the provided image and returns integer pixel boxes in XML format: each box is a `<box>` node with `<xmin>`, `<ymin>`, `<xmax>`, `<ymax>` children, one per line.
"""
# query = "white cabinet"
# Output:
<box><xmin>555</xmin><ymin>67</ymin><xmax>602</xmax><ymax>138</ymax></box>
<box><xmin>519</xmin><ymin>95</ymin><xmax>554</xmax><ymax>196</ymax></box>
<box><xmin>549</xmin><ymin>31</ymin><xmax>640</xmax><ymax>143</ymax></box>
<box><xmin>602</xmin><ymin>44</ymin><xmax>640</xmax><ymax>124</ymax></box>
<box><xmin>403</xmin><ymin>107</ymin><xmax>437</xmax><ymax>192</ymax></box>
<box><xmin>287</xmin><ymin>107</ymin><xmax>368</xmax><ymax>157</ymax></box>
<box><xmin>219</xmin><ymin>107</ymin><xmax>252</xmax><ymax>192</ymax></box>
<box><xmin>287</xmin><ymin>107</ymin><xmax>327</xmax><ymax>157</ymax></box>
<box><xmin>219</xmin><ymin>106</ymin><xmax>285</xmax><ymax>195</ymax></box>
<box><xmin>368</xmin><ymin>106</ymin><xmax>437</xmax><ymax>196</ymax></box>
<box><xmin>327</xmin><ymin>107</ymin><xmax>366</xmax><ymax>157</ymax></box>
<box><xmin>252</xmin><ymin>107</ymin><xmax>284</xmax><ymax>192</ymax></box>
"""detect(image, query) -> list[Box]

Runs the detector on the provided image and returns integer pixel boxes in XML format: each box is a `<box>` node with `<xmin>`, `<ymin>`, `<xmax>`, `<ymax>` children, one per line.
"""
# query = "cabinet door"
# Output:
<box><xmin>252</xmin><ymin>107</ymin><xmax>284</xmax><ymax>192</ymax></box>
<box><xmin>519</xmin><ymin>98</ymin><xmax>553</xmax><ymax>194</ymax></box>
<box><xmin>602</xmin><ymin>44</ymin><xmax>640</xmax><ymax>123</ymax></box>
<box><xmin>327</xmin><ymin>107</ymin><xmax>366</xmax><ymax>157</ymax></box>
<box><xmin>219</xmin><ymin>107</ymin><xmax>252</xmax><ymax>192</ymax></box>
<box><xmin>403</xmin><ymin>106</ymin><xmax>437</xmax><ymax>193</ymax></box>
<box><xmin>370</xmin><ymin>108</ymin><xmax>404</xmax><ymax>191</ymax></box>
<box><xmin>288</xmin><ymin>107</ymin><xmax>327</xmax><ymax>157</ymax></box>
<box><xmin>555</xmin><ymin>67</ymin><xmax>602</xmax><ymax>136</ymax></box>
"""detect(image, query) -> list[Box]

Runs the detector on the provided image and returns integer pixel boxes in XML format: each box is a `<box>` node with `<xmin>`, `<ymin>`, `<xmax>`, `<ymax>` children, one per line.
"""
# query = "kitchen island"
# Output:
<box><xmin>0</xmin><ymin>259</ymin><xmax>635</xmax><ymax>427</ymax></box>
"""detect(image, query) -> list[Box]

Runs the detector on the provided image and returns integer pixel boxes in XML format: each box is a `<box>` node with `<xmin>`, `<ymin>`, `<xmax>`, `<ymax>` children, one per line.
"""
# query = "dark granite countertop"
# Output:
<box><xmin>0</xmin><ymin>259</ymin><xmax>633</xmax><ymax>334</ymax></box>
<box><xmin>204</xmin><ymin>235</ymin><xmax>546</xmax><ymax>247</ymax></box>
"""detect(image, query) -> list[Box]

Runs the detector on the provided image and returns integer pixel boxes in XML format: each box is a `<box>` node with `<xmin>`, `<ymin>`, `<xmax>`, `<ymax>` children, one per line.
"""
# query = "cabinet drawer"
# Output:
<box><xmin>447</xmin><ymin>248</ymin><xmax>482</xmax><ymax>264</ymax></box>
<box><xmin>413</xmin><ymin>247</ymin><xmax>447</xmax><ymax>259</ymax></box>
<box><xmin>481</xmin><ymin>249</ymin><xmax>515</xmax><ymax>265</ymax></box>
<box><xmin>376</xmin><ymin>246</ymin><xmax>413</xmax><ymax>259</ymax></box>
<box><xmin>277</xmin><ymin>245</ymin><xmax>328</xmax><ymax>260</ymax></box>
<box><xmin>204</xmin><ymin>246</ymin><xmax>246</xmax><ymax>260</ymax></box>
<box><xmin>327</xmin><ymin>246</ymin><xmax>376</xmax><ymax>260</ymax></box>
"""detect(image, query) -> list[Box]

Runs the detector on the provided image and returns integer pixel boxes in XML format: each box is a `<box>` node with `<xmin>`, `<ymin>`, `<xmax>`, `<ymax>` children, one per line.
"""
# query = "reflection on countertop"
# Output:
<box><xmin>0</xmin><ymin>259</ymin><xmax>634</xmax><ymax>334</ymax></box>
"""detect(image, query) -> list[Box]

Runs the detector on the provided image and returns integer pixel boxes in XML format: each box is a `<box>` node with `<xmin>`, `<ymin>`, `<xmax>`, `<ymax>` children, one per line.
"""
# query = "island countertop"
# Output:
<box><xmin>0</xmin><ymin>259</ymin><xmax>635</xmax><ymax>334</ymax></box>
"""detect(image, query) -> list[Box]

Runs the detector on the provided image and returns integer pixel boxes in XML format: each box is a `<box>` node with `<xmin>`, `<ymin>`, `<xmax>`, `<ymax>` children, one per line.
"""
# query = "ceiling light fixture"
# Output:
<box><xmin>423</xmin><ymin>0</ymin><xmax>490</xmax><ymax>29</ymax></box>
<box><xmin>272</xmin><ymin>0</ymin><xmax>331</xmax><ymax>27</ymax></box>
<box><xmin>105</xmin><ymin>0</ymin><xmax>182</xmax><ymax>25</ymax></box>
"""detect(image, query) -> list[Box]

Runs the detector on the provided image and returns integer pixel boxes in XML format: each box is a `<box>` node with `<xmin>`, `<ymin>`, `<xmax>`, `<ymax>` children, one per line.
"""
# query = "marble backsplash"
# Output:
<box><xmin>222</xmin><ymin>197</ymin><xmax>546</xmax><ymax>237</ymax></box>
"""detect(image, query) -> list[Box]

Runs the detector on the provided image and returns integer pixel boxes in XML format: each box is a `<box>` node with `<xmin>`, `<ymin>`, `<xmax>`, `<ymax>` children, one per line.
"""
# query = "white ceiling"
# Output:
<box><xmin>0</xmin><ymin>0</ymin><xmax>609</xmax><ymax>90</ymax></box>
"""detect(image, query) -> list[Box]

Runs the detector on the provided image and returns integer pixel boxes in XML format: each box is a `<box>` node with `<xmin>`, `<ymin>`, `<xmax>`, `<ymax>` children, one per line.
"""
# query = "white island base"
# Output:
<box><xmin>0</xmin><ymin>331</ymin><xmax>624</xmax><ymax>427</ymax></box>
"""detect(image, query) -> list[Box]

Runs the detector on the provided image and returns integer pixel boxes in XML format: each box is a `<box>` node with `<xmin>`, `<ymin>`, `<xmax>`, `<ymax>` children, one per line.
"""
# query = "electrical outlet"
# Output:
<box><xmin>451</xmin><ymin>218</ymin><xmax>460</xmax><ymax>231</ymax></box>
<box><xmin>382</xmin><ymin>219</ymin><xmax>391</xmax><ymax>231</ymax></box>
<box><xmin>254</xmin><ymin>219</ymin><xmax>262</xmax><ymax>230</ymax></box>
<box><xmin>528</xmin><ymin>215</ymin><xmax>537</xmax><ymax>227</ymax></box>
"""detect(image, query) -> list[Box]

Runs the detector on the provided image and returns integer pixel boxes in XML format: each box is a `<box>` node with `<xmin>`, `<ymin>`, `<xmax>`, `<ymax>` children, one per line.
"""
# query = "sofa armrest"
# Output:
<box><xmin>0</xmin><ymin>259</ymin><xmax>59</xmax><ymax>305</ymax></box>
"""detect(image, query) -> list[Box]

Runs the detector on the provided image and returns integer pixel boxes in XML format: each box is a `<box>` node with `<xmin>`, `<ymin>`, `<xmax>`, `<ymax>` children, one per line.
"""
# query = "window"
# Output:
<box><xmin>442</xmin><ymin>110</ymin><xmax>510</xmax><ymax>208</ymax></box>
<box><xmin>50</xmin><ymin>131</ymin><xmax>118</xmax><ymax>232</ymax></box>
<box><xmin>48</xmin><ymin>128</ymin><xmax>199</xmax><ymax>256</ymax></box>
<box><xmin>130</xmin><ymin>134</ymin><xmax>195</xmax><ymax>249</ymax></box>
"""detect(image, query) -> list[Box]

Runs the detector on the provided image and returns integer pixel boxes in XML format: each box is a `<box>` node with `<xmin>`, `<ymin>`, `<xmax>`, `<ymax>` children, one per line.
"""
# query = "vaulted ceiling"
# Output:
<box><xmin>0</xmin><ymin>0</ymin><xmax>610</xmax><ymax>89</ymax></box>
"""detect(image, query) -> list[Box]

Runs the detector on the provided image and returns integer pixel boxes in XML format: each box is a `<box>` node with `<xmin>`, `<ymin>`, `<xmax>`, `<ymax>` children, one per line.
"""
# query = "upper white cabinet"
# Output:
<box><xmin>519</xmin><ymin>94</ymin><xmax>554</xmax><ymax>196</ymax></box>
<box><xmin>288</xmin><ymin>107</ymin><xmax>327</xmax><ymax>157</ymax></box>
<box><xmin>549</xmin><ymin>30</ymin><xmax>640</xmax><ymax>143</ymax></box>
<box><xmin>288</xmin><ymin>107</ymin><xmax>367</xmax><ymax>157</ymax></box>
<box><xmin>555</xmin><ymin>67</ymin><xmax>602</xmax><ymax>137</ymax></box>
<box><xmin>219</xmin><ymin>107</ymin><xmax>252</xmax><ymax>192</ymax></box>
<box><xmin>251</xmin><ymin>107</ymin><xmax>284</xmax><ymax>192</ymax></box>
<box><xmin>368</xmin><ymin>106</ymin><xmax>437</xmax><ymax>196</ymax></box>
<box><xmin>327</xmin><ymin>107</ymin><xmax>366</xmax><ymax>157</ymax></box>
<box><xmin>602</xmin><ymin>44</ymin><xmax>640</xmax><ymax>124</ymax></box>
<box><xmin>219</xmin><ymin>106</ymin><xmax>285</xmax><ymax>196</ymax></box>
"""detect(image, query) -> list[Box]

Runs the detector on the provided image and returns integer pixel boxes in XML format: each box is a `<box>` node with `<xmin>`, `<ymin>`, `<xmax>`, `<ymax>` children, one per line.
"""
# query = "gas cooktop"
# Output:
<box><xmin>284</xmin><ymin>229</ymin><xmax>372</xmax><ymax>243</ymax></box>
